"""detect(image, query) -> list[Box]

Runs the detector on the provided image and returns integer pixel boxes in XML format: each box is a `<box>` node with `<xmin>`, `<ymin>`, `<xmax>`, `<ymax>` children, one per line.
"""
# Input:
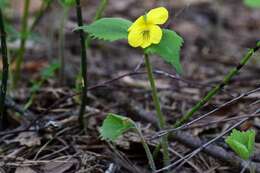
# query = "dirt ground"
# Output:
<box><xmin>0</xmin><ymin>0</ymin><xmax>260</xmax><ymax>172</ymax></box>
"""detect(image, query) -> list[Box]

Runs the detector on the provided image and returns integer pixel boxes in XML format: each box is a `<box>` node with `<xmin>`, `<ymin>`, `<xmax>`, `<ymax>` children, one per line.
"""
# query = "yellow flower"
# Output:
<box><xmin>128</xmin><ymin>7</ymin><xmax>169</xmax><ymax>48</ymax></box>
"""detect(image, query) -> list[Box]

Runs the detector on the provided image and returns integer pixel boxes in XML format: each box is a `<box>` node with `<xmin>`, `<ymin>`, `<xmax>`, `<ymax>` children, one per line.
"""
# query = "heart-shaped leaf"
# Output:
<box><xmin>100</xmin><ymin>113</ymin><xmax>135</xmax><ymax>142</ymax></box>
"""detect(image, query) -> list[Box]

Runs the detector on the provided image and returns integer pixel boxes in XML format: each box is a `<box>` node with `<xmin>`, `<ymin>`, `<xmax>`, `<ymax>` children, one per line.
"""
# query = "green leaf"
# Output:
<box><xmin>78</xmin><ymin>18</ymin><xmax>132</xmax><ymax>42</ymax></box>
<box><xmin>100</xmin><ymin>113</ymin><xmax>135</xmax><ymax>141</ymax></box>
<box><xmin>59</xmin><ymin>0</ymin><xmax>75</xmax><ymax>7</ymax></box>
<box><xmin>225</xmin><ymin>129</ymin><xmax>256</xmax><ymax>160</ymax></box>
<box><xmin>244</xmin><ymin>0</ymin><xmax>260</xmax><ymax>8</ymax></box>
<box><xmin>226</xmin><ymin>137</ymin><xmax>250</xmax><ymax>160</ymax></box>
<box><xmin>145</xmin><ymin>29</ymin><xmax>184</xmax><ymax>74</ymax></box>
<box><xmin>40</xmin><ymin>60</ymin><xmax>60</xmax><ymax>80</ymax></box>
<box><xmin>246</xmin><ymin>129</ymin><xmax>256</xmax><ymax>155</ymax></box>
<box><xmin>0</xmin><ymin>0</ymin><xmax>8</xmax><ymax>8</ymax></box>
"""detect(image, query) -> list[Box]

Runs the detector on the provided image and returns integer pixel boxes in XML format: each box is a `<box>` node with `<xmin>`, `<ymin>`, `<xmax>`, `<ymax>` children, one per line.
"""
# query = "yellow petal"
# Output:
<box><xmin>128</xmin><ymin>16</ymin><xmax>145</xmax><ymax>32</ymax></box>
<box><xmin>141</xmin><ymin>39</ymin><xmax>152</xmax><ymax>48</ymax></box>
<box><xmin>149</xmin><ymin>25</ymin><xmax>162</xmax><ymax>44</ymax></box>
<box><xmin>128</xmin><ymin>26</ymin><xmax>144</xmax><ymax>47</ymax></box>
<box><xmin>147</xmin><ymin>7</ymin><xmax>169</xmax><ymax>25</ymax></box>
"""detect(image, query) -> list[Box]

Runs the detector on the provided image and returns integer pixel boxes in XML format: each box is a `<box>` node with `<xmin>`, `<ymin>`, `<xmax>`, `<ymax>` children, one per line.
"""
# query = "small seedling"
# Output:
<box><xmin>225</xmin><ymin>129</ymin><xmax>256</xmax><ymax>172</ymax></box>
<box><xmin>100</xmin><ymin>113</ymin><xmax>156</xmax><ymax>172</ymax></box>
<box><xmin>24</xmin><ymin>61</ymin><xmax>60</xmax><ymax>110</ymax></box>
<box><xmin>244</xmin><ymin>0</ymin><xmax>260</xmax><ymax>8</ymax></box>
<box><xmin>79</xmin><ymin>6</ymin><xmax>184</xmax><ymax>166</ymax></box>
<box><xmin>226</xmin><ymin>129</ymin><xmax>255</xmax><ymax>160</ymax></box>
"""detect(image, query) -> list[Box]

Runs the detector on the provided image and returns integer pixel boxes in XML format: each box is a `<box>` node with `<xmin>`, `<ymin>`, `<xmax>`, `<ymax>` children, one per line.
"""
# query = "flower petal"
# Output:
<box><xmin>128</xmin><ymin>26</ymin><xmax>144</xmax><ymax>47</ymax></box>
<box><xmin>147</xmin><ymin>7</ymin><xmax>169</xmax><ymax>25</ymax></box>
<box><xmin>149</xmin><ymin>25</ymin><xmax>162</xmax><ymax>44</ymax></box>
<box><xmin>128</xmin><ymin>16</ymin><xmax>145</xmax><ymax>32</ymax></box>
<box><xmin>141</xmin><ymin>39</ymin><xmax>152</xmax><ymax>48</ymax></box>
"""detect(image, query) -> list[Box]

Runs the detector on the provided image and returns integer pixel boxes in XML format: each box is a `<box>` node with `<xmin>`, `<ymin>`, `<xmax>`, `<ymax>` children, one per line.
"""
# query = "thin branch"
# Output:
<box><xmin>156</xmin><ymin>110</ymin><xmax>259</xmax><ymax>173</ymax></box>
<box><xmin>152</xmin><ymin>87</ymin><xmax>260</xmax><ymax>139</ymax></box>
<box><xmin>173</xmin><ymin>41</ymin><xmax>260</xmax><ymax>128</ymax></box>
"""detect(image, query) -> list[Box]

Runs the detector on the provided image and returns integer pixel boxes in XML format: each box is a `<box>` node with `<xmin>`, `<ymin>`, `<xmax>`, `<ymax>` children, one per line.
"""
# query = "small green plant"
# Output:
<box><xmin>13</xmin><ymin>0</ymin><xmax>31</xmax><ymax>87</ymax></box>
<box><xmin>226</xmin><ymin>129</ymin><xmax>255</xmax><ymax>160</ymax></box>
<box><xmin>244</xmin><ymin>0</ymin><xmax>260</xmax><ymax>8</ymax></box>
<box><xmin>24</xmin><ymin>61</ymin><xmax>60</xmax><ymax>110</ymax></box>
<box><xmin>225</xmin><ymin>129</ymin><xmax>256</xmax><ymax>172</ymax></box>
<box><xmin>100</xmin><ymin>113</ymin><xmax>156</xmax><ymax>172</ymax></box>
<box><xmin>79</xmin><ymin>6</ymin><xmax>183</xmax><ymax>166</ymax></box>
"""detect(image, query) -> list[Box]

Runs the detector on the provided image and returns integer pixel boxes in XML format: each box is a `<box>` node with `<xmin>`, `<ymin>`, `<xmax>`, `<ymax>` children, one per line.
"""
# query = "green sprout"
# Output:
<box><xmin>244</xmin><ymin>0</ymin><xmax>260</xmax><ymax>8</ymax></box>
<box><xmin>58</xmin><ymin>0</ymin><xmax>75</xmax><ymax>85</ymax></box>
<box><xmin>24</xmin><ymin>61</ymin><xmax>60</xmax><ymax>110</ymax></box>
<box><xmin>225</xmin><ymin>129</ymin><xmax>256</xmax><ymax>160</ymax></box>
<box><xmin>100</xmin><ymin>113</ymin><xmax>156</xmax><ymax>172</ymax></box>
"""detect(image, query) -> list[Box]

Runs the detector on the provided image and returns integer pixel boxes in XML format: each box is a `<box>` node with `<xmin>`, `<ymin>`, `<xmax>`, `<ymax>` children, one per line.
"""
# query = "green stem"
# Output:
<box><xmin>135</xmin><ymin>127</ymin><xmax>156</xmax><ymax>172</ymax></box>
<box><xmin>75</xmin><ymin>0</ymin><xmax>87</xmax><ymax>130</ymax></box>
<box><xmin>94</xmin><ymin>0</ymin><xmax>108</xmax><ymax>21</ymax></box>
<box><xmin>173</xmin><ymin>41</ymin><xmax>260</xmax><ymax>128</ymax></box>
<box><xmin>86</xmin><ymin>0</ymin><xmax>108</xmax><ymax>45</ymax></box>
<box><xmin>144</xmin><ymin>54</ymin><xmax>170</xmax><ymax>166</ymax></box>
<box><xmin>0</xmin><ymin>9</ymin><xmax>9</xmax><ymax>130</ymax></box>
<box><xmin>250</xmin><ymin>161</ymin><xmax>256</xmax><ymax>173</ymax></box>
<box><xmin>13</xmin><ymin>0</ymin><xmax>30</xmax><ymax>87</ymax></box>
<box><xmin>30</xmin><ymin>0</ymin><xmax>52</xmax><ymax>31</ymax></box>
<box><xmin>58</xmin><ymin>7</ymin><xmax>69</xmax><ymax>85</ymax></box>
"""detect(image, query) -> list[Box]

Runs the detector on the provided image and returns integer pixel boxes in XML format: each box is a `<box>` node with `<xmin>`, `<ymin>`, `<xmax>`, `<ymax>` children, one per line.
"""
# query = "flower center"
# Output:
<box><xmin>142</xmin><ymin>30</ymin><xmax>150</xmax><ymax>41</ymax></box>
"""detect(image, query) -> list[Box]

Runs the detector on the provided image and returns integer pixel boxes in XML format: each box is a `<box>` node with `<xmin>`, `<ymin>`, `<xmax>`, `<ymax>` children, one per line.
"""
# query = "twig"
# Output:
<box><xmin>0</xmin><ymin>8</ymin><xmax>9</xmax><ymax>130</ymax></box>
<box><xmin>129</xmin><ymin>98</ymin><xmax>260</xmax><ymax>172</ymax></box>
<box><xmin>173</xmin><ymin>41</ymin><xmax>260</xmax><ymax>128</ymax></box>
<box><xmin>156</xmin><ymin>110</ymin><xmax>260</xmax><ymax>173</ymax></box>
<box><xmin>75</xmin><ymin>0</ymin><xmax>88</xmax><ymax>130</ymax></box>
<box><xmin>153</xmin><ymin>87</ymin><xmax>260</xmax><ymax>138</ymax></box>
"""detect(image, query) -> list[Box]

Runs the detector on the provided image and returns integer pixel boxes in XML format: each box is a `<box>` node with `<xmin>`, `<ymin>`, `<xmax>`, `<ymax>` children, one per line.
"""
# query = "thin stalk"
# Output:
<box><xmin>58</xmin><ymin>7</ymin><xmax>69</xmax><ymax>85</ymax></box>
<box><xmin>135</xmin><ymin>126</ymin><xmax>156</xmax><ymax>172</ymax></box>
<box><xmin>30</xmin><ymin>0</ymin><xmax>53</xmax><ymax>31</ymax></box>
<box><xmin>13</xmin><ymin>0</ymin><xmax>30</xmax><ymax>87</ymax></box>
<box><xmin>86</xmin><ymin>0</ymin><xmax>108</xmax><ymax>45</ymax></box>
<box><xmin>174</xmin><ymin>41</ymin><xmax>260</xmax><ymax>128</ymax></box>
<box><xmin>75</xmin><ymin>0</ymin><xmax>108</xmax><ymax>91</ymax></box>
<box><xmin>94</xmin><ymin>0</ymin><xmax>108</xmax><ymax>21</ymax></box>
<box><xmin>250</xmin><ymin>161</ymin><xmax>256</xmax><ymax>173</ymax></box>
<box><xmin>144</xmin><ymin>54</ymin><xmax>170</xmax><ymax>166</ymax></box>
<box><xmin>0</xmin><ymin>9</ymin><xmax>9</xmax><ymax>130</ymax></box>
<box><xmin>75</xmin><ymin>0</ymin><xmax>87</xmax><ymax>129</ymax></box>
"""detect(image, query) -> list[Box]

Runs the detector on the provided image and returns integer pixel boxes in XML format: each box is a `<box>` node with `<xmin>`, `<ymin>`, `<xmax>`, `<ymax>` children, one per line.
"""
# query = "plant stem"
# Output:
<box><xmin>250</xmin><ymin>161</ymin><xmax>256</xmax><ymax>173</ymax></box>
<box><xmin>144</xmin><ymin>54</ymin><xmax>170</xmax><ymax>166</ymax></box>
<box><xmin>13</xmin><ymin>0</ymin><xmax>30</xmax><ymax>87</ymax></box>
<box><xmin>135</xmin><ymin>126</ymin><xmax>156</xmax><ymax>172</ymax></box>
<box><xmin>0</xmin><ymin>9</ymin><xmax>9</xmax><ymax>130</ymax></box>
<box><xmin>75</xmin><ymin>0</ymin><xmax>87</xmax><ymax>130</ymax></box>
<box><xmin>173</xmin><ymin>41</ymin><xmax>260</xmax><ymax>128</ymax></box>
<box><xmin>94</xmin><ymin>0</ymin><xmax>108</xmax><ymax>21</ymax></box>
<box><xmin>30</xmin><ymin>0</ymin><xmax>52</xmax><ymax>31</ymax></box>
<box><xmin>86</xmin><ymin>0</ymin><xmax>108</xmax><ymax>45</ymax></box>
<box><xmin>58</xmin><ymin>7</ymin><xmax>69</xmax><ymax>85</ymax></box>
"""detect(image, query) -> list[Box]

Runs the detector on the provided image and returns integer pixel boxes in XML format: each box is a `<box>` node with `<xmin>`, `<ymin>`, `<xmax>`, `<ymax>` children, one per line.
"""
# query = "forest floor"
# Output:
<box><xmin>1</xmin><ymin>0</ymin><xmax>260</xmax><ymax>173</ymax></box>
